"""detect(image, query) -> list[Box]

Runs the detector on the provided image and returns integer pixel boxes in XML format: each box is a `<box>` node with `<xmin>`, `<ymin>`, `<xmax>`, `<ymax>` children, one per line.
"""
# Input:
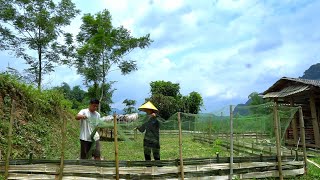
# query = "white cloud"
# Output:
<box><xmin>2</xmin><ymin>0</ymin><xmax>320</xmax><ymax>112</ymax></box>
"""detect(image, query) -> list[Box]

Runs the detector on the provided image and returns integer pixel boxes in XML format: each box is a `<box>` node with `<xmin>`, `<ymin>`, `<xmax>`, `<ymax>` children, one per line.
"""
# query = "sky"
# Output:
<box><xmin>0</xmin><ymin>0</ymin><xmax>320</xmax><ymax>113</ymax></box>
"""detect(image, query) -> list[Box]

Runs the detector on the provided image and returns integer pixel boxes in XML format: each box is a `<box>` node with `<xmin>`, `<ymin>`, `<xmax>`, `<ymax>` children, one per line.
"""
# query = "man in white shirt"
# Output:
<box><xmin>75</xmin><ymin>99</ymin><xmax>101</xmax><ymax>160</ymax></box>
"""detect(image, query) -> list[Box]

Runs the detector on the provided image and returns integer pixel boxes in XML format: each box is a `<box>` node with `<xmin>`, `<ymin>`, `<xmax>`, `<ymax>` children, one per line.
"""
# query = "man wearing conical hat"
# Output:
<box><xmin>136</xmin><ymin>101</ymin><xmax>161</xmax><ymax>161</ymax></box>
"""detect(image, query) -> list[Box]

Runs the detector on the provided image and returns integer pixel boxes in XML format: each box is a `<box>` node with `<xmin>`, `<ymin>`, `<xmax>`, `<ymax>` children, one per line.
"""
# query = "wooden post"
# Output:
<box><xmin>5</xmin><ymin>98</ymin><xmax>15</xmax><ymax>179</ymax></box>
<box><xmin>299</xmin><ymin>107</ymin><xmax>307</xmax><ymax>174</ymax></box>
<box><xmin>58</xmin><ymin>112</ymin><xmax>67</xmax><ymax>180</ymax></box>
<box><xmin>134</xmin><ymin>129</ymin><xmax>137</xmax><ymax>141</ymax></box>
<box><xmin>178</xmin><ymin>112</ymin><xmax>185</xmax><ymax>180</ymax></box>
<box><xmin>290</xmin><ymin>98</ymin><xmax>298</xmax><ymax>144</ymax></box>
<box><xmin>209</xmin><ymin>118</ymin><xmax>212</xmax><ymax>141</ymax></box>
<box><xmin>113</xmin><ymin>112</ymin><xmax>119</xmax><ymax>180</ymax></box>
<box><xmin>274</xmin><ymin>101</ymin><xmax>283</xmax><ymax>180</ymax></box>
<box><xmin>229</xmin><ymin>105</ymin><xmax>233</xmax><ymax>179</ymax></box>
<box><xmin>252</xmin><ymin>142</ymin><xmax>254</xmax><ymax>155</ymax></box>
<box><xmin>310</xmin><ymin>94</ymin><xmax>320</xmax><ymax>147</ymax></box>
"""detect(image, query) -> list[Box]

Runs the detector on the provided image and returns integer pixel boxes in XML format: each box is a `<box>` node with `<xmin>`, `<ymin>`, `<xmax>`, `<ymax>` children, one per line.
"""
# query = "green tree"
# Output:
<box><xmin>150</xmin><ymin>81</ymin><xmax>180</xmax><ymax>97</ymax></box>
<box><xmin>147</xmin><ymin>80</ymin><xmax>203</xmax><ymax>119</ymax></box>
<box><xmin>123</xmin><ymin>99</ymin><xmax>136</xmax><ymax>114</ymax></box>
<box><xmin>71</xmin><ymin>85</ymin><xmax>86</xmax><ymax>102</ymax></box>
<box><xmin>87</xmin><ymin>82</ymin><xmax>115</xmax><ymax>115</ymax></box>
<box><xmin>53</xmin><ymin>82</ymin><xmax>72</xmax><ymax>99</ymax></box>
<box><xmin>147</xmin><ymin>94</ymin><xmax>180</xmax><ymax>120</ymax></box>
<box><xmin>187</xmin><ymin>91</ymin><xmax>204</xmax><ymax>114</ymax></box>
<box><xmin>248</xmin><ymin>92</ymin><xmax>265</xmax><ymax>105</ymax></box>
<box><xmin>75</xmin><ymin>9</ymin><xmax>152</xmax><ymax>112</ymax></box>
<box><xmin>0</xmin><ymin>0</ymin><xmax>80</xmax><ymax>90</ymax></box>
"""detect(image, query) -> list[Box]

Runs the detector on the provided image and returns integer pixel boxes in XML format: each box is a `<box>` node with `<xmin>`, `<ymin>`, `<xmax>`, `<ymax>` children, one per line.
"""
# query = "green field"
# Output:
<box><xmin>100</xmin><ymin>133</ymin><xmax>227</xmax><ymax>161</ymax></box>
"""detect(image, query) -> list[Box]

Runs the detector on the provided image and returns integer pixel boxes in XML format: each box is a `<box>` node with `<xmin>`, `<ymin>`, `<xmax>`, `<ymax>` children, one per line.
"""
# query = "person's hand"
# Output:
<box><xmin>80</xmin><ymin>115</ymin><xmax>87</xmax><ymax>120</ymax></box>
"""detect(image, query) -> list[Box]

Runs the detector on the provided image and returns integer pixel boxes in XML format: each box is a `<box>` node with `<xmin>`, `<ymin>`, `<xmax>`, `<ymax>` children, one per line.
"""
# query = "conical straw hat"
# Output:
<box><xmin>138</xmin><ymin>101</ymin><xmax>159</xmax><ymax>112</ymax></box>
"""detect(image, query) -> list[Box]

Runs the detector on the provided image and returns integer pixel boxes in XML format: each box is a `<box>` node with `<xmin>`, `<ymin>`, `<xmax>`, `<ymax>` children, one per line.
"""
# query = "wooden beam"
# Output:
<box><xmin>274</xmin><ymin>101</ymin><xmax>283</xmax><ymax>180</ymax></box>
<box><xmin>290</xmin><ymin>98</ymin><xmax>298</xmax><ymax>143</ymax></box>
<box><xmin>298</xmin><ymin>107</ymin><xmax>307</xmax><ymax>175</ymax></box>
<box><xmin>309</xmin><ymin>94</ymin><xmax>320</xmax><ymax>147</ymax></box>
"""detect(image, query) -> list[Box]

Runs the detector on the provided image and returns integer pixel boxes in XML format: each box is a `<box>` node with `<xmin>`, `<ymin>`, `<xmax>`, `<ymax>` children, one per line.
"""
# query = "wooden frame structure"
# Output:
<box><xmin>263</xmin><ymin>77</ymin><xmax>320</xmax><ymax>148</ymax></box>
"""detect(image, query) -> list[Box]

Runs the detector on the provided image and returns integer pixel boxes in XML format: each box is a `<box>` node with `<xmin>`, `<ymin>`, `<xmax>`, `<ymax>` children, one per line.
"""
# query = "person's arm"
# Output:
<box><xmin>137</xmin><ymin>121</ymin><xmax>147</xmax><ymax>133</ymax></box>
<box><xmin>75</xmin><ymin>110</ymin><xmax>87</xmax><ymax>120</ymax></box>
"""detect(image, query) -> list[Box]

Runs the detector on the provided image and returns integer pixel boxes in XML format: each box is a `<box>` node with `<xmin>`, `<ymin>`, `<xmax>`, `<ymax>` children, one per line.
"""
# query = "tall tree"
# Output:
<box><xmin>150</xmin><ymin>81</ymin><xmax>180</xmax><ymax>97</ymax></box>
<box><xmin>187</xmin><ymin>91</ymin><xmax>204</xmax><ymax>114</ymax></box>
<box><xmin>147</xmin><ymin>80</ymin><xmax>203</xmax><ymax>119</ymax></box>
<box><xmin>0</xmin><ymin>0</ymin><xmax>80</xmax><ymax>90</ymax></box>
<box><xmin>76</xmin><ymin>9</ymin><xmax>152</xmax><ymax>112</ymax></box>
<box><xmin>123</xmin><ymin>99</ymin><xmax>136</xmax><ymax>114</ymax></box>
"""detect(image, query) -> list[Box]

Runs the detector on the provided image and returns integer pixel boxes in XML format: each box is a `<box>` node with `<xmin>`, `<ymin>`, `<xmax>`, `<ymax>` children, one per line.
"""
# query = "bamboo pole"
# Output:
<box><xmin>229</xmin><ymin>105</ymin><xmax>233</xmax><ymax>179</ymax></box>
<box><xmin>113</xmin><ymin>112</ymin><xmax>119</xmax><ymax>180</ymax></box>
<box><xmin>58</xmin><ymin>112</ymin><xmax>67</xmax><ymax>180</ymax></box>
<box><xmin>298</xmin><ymin>107</ymin><xmax>307</xmax><ymax>174</ymax></box>
<box><xmin>273</xmin><ymin>101</ymin><xmax>283</xmax><ymax>180</ymax></box>
<box><xmin>5</xmin><ymin>98</ymin><xmax>15</xmax><ymax>179</ymax></box>
<box><xmin>178</xmin><ymin>112</ymin><xmax>185</xmax><ymax>180</ymax></box>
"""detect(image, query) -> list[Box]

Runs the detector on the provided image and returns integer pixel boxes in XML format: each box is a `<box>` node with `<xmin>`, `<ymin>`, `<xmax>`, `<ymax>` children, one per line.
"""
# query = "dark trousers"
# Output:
<box><xmin>80</xmin><ymin>140</ymin><xmax>101</xmax><ymax>159</ymax></box>
<box><xmin>144</xmin><ymin>146</ymin><xmax>160</xmax><ymax>161</ymax></box>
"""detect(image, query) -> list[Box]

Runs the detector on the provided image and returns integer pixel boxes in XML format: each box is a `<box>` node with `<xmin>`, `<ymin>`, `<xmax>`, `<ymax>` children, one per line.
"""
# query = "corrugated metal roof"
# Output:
<box><xmin>263</xmin><ymin>77</ymin><xmax>320</xmax><ymax>97</ymax></box>
<box><xmin>263</xmin><ymin>85</ymin><xmax>310</xmax><ymax>98</ymax></box>
<box><xmin>282</xmin><ymin>77</ymin><xmax>320</xmax><ymax>87</ymax></box>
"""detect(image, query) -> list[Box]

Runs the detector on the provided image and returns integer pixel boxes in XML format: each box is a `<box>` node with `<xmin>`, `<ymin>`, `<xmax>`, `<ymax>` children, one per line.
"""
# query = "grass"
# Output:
<box><xmin>100</xmin><ymin>133</ymin><xmax>227</xmax><ymax>161</ymax></box>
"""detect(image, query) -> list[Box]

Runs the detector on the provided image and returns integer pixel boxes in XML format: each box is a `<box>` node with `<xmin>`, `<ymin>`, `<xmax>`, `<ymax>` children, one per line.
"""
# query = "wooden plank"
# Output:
<box><xmin>241</xmin><ymin>167</ymin><xmax>304</xmax><ymax>179</ymax></box>
<box><xmin>8</xmin><ymin>173</ymin><xmax>56</xmax><ymax>180</ymax></box>
<box><xmin>2</xmin><ymin>160</ymin><xmax>304</xmax><ymax>180</ymax></box>
<box><xmin>309</xmin><ymin>94</ymin><xmax>320</xmax><ymax>146</ymax></box>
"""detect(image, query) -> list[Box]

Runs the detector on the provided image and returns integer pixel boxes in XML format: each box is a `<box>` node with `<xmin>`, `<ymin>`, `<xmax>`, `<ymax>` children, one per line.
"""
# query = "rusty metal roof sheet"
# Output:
<box><xmin>263</xmin><ymin>85</ymin><xmax>310</xmax><ymax>98</ymax></box>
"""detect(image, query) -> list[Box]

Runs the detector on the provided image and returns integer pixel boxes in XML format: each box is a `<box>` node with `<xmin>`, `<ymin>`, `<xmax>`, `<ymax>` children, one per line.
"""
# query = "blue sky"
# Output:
<box><xmin>1</xmin><ymin>0</ymin><xmax>320</xmax><ymax>113</ymax></box>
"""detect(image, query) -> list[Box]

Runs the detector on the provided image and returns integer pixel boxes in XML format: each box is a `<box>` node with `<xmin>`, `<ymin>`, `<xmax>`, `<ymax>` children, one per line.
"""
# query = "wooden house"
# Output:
<box><xmin>262</xmin><ymin>77</ymin><xmax>320</xmax><ymax>148</ymax></box>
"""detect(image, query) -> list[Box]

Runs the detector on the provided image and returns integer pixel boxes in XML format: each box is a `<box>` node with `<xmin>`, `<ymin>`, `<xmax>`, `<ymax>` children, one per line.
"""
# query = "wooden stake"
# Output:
<box><xmin>299</xmin><ymin>107</ymin><xmax>307</xmax><ymax>174</ymax></box>
<box><xmin>178</xmin><ymin>112</ymin><xmax>185</xmax><ymax>180</ymax></box>
<box><xmin>134</xmin><ymin>128</ymin><xmax>137</xmax><ymax>141</ymax></box>
<box><xmin>58</xmin><ymin>111</ymin><xmax>67</xmax><ymax>180</ymax></box>
<box><xmin>113</xmin><ymin>112</ymin><xmax>119</xmax><ymax>180</ymax></box>
<box><xmin>209</xmin><ymin>118</ymin><xmax>212</xmax><ymax>141</ymax></box>
<box><xmin>5</xmin><ymin>98</ymin><xmax>15</xmax><ymax>179</ymax></box>
<box><xmin>273</xmin><ymin>101</ymin><xmax>283</xmax><ymax>180</ymax></box>
<box><xmin>229</xmin><ymin>105</ymin><xmax>233</xmax><ymax>179</ymax></box>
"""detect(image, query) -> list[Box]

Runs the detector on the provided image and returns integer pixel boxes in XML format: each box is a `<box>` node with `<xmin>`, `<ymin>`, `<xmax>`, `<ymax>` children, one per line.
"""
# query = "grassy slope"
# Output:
<box><xmin>0</xmin><ymin>74</ymin><xmax>80</xmax><ymax>160</ymax></box>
